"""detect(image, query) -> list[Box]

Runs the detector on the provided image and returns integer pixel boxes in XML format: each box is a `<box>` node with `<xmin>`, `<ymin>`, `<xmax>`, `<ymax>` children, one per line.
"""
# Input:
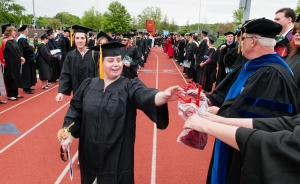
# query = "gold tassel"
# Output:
<box><xmin>70</xmin><ymin>26</ymin><xmax>73</xmax><ymax>47</ymax></box>
<box><xmin>238</xmin><ymin>31</ymin><xmax>242</xmax><ymax>54</ymax></box>
<box><xmin>99</xmin><ymin>44</ymin><xmax>104</xmax><ymax>79</ymax></box>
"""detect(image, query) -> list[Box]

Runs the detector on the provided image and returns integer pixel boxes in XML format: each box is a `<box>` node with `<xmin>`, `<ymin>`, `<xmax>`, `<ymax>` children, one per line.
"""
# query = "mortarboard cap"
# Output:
<box><xmin>18</xmin><ymin>25</ymin><xmax>28</xmax><ymax>32</ymax></box>
<box><xmin>122</xmin><ymin>34</ymin><xmax>133</xmax><ymax>39</ymax></box>
<box><xmin>97</xmin><ymin>31</ymin><xmax>112</xmax><ymax>42</ymax></box>
<box><xmin>1</xmin><ymin>24</ymin><xmax>11</xmax><ymax>34</ymax></box>
<box><xmin>88</xmin><ymin>42</ymin><xmax>126</xmax><ymax>79</ymax></box>
<box><xmin>208</xmin><ymin>35</ymin><xmax>217</xmax><ymax>43</ymax></box>
<box><xmin>64</xmin><ymin>29</ymin><xmax>70</xmax><ymax>33</ymax></box>
<box><xmin>88</xmin><ymin>32</ymin><xmax>94</xmax><ymax>37</ymax></box>
<box><xmin>224</xmin><ymin>31</ymin><xmax>235</xmax><ymax>36</ymax></box>
<box><xmin>71</xmin><ymin>25</ymin><xmax>93</xmax><ymax>34</ymax></box>
<box><xmin>202</xmin><ymin>29</ymin><xmax>209</xmax><ymax>34</ymax></box>
<box><xmin>239</xmin><ymin>18</ymin><xmax>282</xmax><ymax>38</ymax></box>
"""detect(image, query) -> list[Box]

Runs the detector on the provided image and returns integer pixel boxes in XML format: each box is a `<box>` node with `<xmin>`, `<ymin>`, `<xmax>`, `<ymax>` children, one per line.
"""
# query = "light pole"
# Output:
<box><xmin>32</xmin><ymin>0</ymin><xmax>36</xmax><ymax>28</ymax></box>
<box><xmin>197</xmin><ymin>0</ymin><xmax>201</xmax><ymax>33</ymax></box>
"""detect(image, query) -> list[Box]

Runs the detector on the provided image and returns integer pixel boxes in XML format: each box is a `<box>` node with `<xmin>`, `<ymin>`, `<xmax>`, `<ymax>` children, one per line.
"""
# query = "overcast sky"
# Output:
<box><xmin>16</xmin><ymin>0</ymin><xmax>298</xmax><ymax>25</ymax></box>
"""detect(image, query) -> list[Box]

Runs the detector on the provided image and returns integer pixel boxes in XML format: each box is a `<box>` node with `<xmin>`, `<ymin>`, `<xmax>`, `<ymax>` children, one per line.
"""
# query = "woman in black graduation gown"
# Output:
<box><xmin>59</xmin><ymin>42</ymin><xmax>184</xmax><ymax>184</ymax></box>
<box><xmin>56</xmin><ymin>25</ymin><xmax>99</xmax><ymax>102</ymax></box>
<box><xmin>37</xmin><ymin>34</ymin><xmax>52</xmax><ymax>89</ymax></box>
<box><xmin>184</xmin><ymin>112</ymin><xmax>300</xmax><ymax>183</ymax></box>
<box><xmin>120</xmin><ymin>34</ymin><xmax>140</xmax><ymax>79</ymax></box>
<box><xmin>3</xmin><ymin>26</ymin><xmax>25</xmax><ymax>101</ymax></box>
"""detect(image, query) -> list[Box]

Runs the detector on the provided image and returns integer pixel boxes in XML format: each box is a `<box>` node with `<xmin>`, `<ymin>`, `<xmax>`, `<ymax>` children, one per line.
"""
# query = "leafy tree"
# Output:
<box><xmin>217</xmin><ymin>22</ymin><xmax>236</xmax><ymax>35</ymax></box>
<box><xmin>233</xmin><ymin>8</ymin><xmax>244</xmax><ymax>25</ymax></box>
<box><xmin>295</xmin><ymin>0</ymin><xmax>300</xmax><ymax>17</ymax></box>
<box><xmin>0</xmin><ymin>0</ymin><xmax>26</xmax><ymax>23</ymax></box>
<box><xmin>131</xmin><ymin>14</ymin><xmax>138</xmax><ymax>30</ymax></box>
<box><xmin>46</xmin><ymin>18</ymin><xmax>61</xmax><ymax>29</ymax></box>
<box><xmin>157</xmin><ymin>14</ymin><xmax>169</xmax><ymax>31</ymax></box>
<box><xmin>102</xmin><ymin>1</ymin><xmax>131</xmax><ymax>33</ymax></box>
<box><xmin>184</xmin><ymin>20</ymin><xmax>191</xmax><ymax>32</ymax></box>
<box><xmin>169</xmin><ymin>18</ymin><xmax>178</xmax><ymax>32</ymax></box>
<box><xmin>137</xmin><ymin>6</ymin><xmax>162</xmax><ymax>29</ymax></box>
<box><xmin>81</xmin><ymin>6</ymin><xmax>103</xmax><ymax>31</ymax></box>
<box><xmin>55</xmin><ymin>12</ymin><xmax>80</xmax><ymax>27</ymax></box>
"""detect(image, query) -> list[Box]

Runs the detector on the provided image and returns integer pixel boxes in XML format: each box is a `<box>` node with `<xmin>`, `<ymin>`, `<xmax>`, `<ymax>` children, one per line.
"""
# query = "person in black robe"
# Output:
<box><xmin>46</xmin><ymin>29</ymin><xmax>61</xmax><ymax>83</ymax></box>
<box><xmin>184</xmin><ymin>112</ymin><xmax>300</xmax><ymax>184</ymax></box>
<box><xmin>135</xmin><ymin>32</ymin><xmax>146</xmax><ymax>67</ymax></box>
<box><xmin>120</xmin><ymin>34</ymin><xmax>140</xmax><ymax>79</ymax></box>
<box><xmin>187</xmin><ymin>18</ymin><xmax>299</xmax><ymax>184</ymax></box>
<box><xmin>177</xmin><ymin>34</ymin><xmax>186</xmax><ymax>66</ymax></box>
<box><xmin>185</xmin><ymin>35</ymin><xmax>197</xmax><ymax>80</ymax></box>
<box><xmin>193</xmin><ymin>30</ymin><xmax>209</xmax><ymax>84</ymax></box>
<box><xmin>198</xmin><ymin>35</ymin><xmax>217</xmax><ymax>92</ymax></box>
<box><xmin>216</xmin><ymin>31</ymin><xmax>236</xmax><ymax>86</ymax></box>
<box><xmin>3</xmin><ymin>26</ymin><xmax>25</xmax><ymax>100</ymax></box>
<box><xmin>17</xmin><ymin>25</ymin><xmax>37</xmax><ymax>94</ymax></box>
<box><xmin>56</xmin><ymin>25</ymin><xmax>98</xmax><ymax>102</ymax></box>
<box><xmin>95</xmin><ymin>31</ymin><xmax>111</xmax><ymax>45</ymax></box>
<box><xmin>59</xmin><ymin>42</ymin><xmax>185</xmax><ymax>184</ymax></box>
<box><xmin>87</xmin><ymin>32</ymin><xmax>95</xmax><ymax>47</ymax></box>
<box><xmin>37</xmin><ymin>33</ymin><xmax>52</xmax><ymax>89</ymax></box>
<box><xmin>58</xmin><ymin>29</ymin><xmax>70</xmax><ymax>71</ymax></box>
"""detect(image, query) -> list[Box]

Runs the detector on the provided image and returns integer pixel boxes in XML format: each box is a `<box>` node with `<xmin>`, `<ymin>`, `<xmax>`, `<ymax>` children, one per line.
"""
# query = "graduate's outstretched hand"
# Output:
<box><xmin>202</xmin><ymin>111</ymin><xmax>224</xmax><ymax>123</ymax></box>
<box><xmin>208</xmin><ymin>106</ymin><xmax>220</xmax><ymax>115</ymax></box>
<box><xmin>163</xmin><ymin>86</ymin><xmax>185</xmax><ymax>101</ymax></box>
<box><xmin>184</xmin><ymin>114</ymin><xmax>210</xmax><ymax>133</ymax></box>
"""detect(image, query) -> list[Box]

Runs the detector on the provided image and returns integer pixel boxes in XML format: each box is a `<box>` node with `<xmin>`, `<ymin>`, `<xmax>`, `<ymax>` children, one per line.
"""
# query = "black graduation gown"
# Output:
<box><xmin>206</xmin><ymin>62</ymin><xmax>299</xmax><ymax>184</ymax></box>
<box><xmin>3</xmin><ymin>39</ymin><xmax>23</xmax><ymax>91</ymax></box>
<box><xmin>216</xmin><ymin>43</ymin><xmax>237</xmax><ymax>86</ymax></box>
<box><xmin>185</xmin><ymin>42</ymin><xmax>196</xmax><ymax>78</ymax></box>
<box><xmin>285</xmin><ymin>51</ymin><xmax>300</xmax><ymax>110</ymax></box>
<box><xmin>58</xmin><ymin>37</ymin><xmax>70</xmax><ymax>70</ymax></box>
<box><xmin>194</xmin><ymin>39</ymin><xmax>209</xmax><ymax>83</ymax></box>
<box><xmin>120</xmin><ymin>46</ymin><xmax>140</xmax><ymax>79</ymax></box>
<box><xmin>135</xmin><ymin>37</ymin><xmax>144</xmax><ymax>66</ymax></box>
<box><xmin>47</xmin><ymin>40</ymin><xmax>60</xmax><ymax>82</ymax></box>
<box><xmin>198</xmin><ymin>47</ymin><xmax>217</xmax><ymax>92</ymax></box>
<box><xmin>58</xmin><ymin>49</ymin><xmax>99</xmax><ymax>95</ymax></box>
<box><xmin>177</xmin><ymin>39</ymin><xmax>185</xmax><ymax>64</ymax></box>
<box><xmin>64</xmin><ymin>77</ymin><xmax>169</xmax><ymax>184</ymax></box>
<box><xmin>37</xmin><ymin>43</ymin><xmax>52</xmax><ymax>80</ymax></box>
<box><xmin>88</xmin><ymin>39</ymin><xmax>95</xmax><ymax>47</ymax></box>
<box><xmin>236</xmin><ymin>115</ymin><xmax>300</xmax><ymax>183</ymax></box>
<box><xmin>17</xmin><ymin>37</ymin><xmax>37</xmax><ymax>88</ymax></box>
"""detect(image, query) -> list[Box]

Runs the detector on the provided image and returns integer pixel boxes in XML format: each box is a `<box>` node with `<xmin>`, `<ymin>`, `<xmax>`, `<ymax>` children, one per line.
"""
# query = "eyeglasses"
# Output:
<box><xmin>60</xmin><ymin>146</ymin><xmax>68</xmax><ymax>162</ymax></box>
<box><xmin>241</xmin><ymin>36</ymin><xmax>261</xmax><ymax>41</ymax></box>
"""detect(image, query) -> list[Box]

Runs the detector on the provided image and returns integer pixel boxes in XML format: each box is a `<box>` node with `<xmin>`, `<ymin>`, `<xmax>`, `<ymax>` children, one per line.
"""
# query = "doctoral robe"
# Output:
<box><xmin>206</xmin><ymin>54</ymin><xmax>299</xmax><ymax>184</ymax></box>
<box><xmin>285</xmin><ymin>50</ymin><xmax>300</xmax><ymax>110</ymax></box>
<box><xmin>236</xmin><ymin>115</ymin><xmax>300</xmax><ymax>183</ymax></box>
<box><xmin>167</xmin><ymin>37</ymin><xmax>174</xmax><ymax>58</ymax></box>
<box><xmin>17</xmin><ymin>37</ymin><xmax>37</xmax><ymax>89</ymax></box>
<box><xmin>58</xmin><ymin>49</ymin><xmax>99</xmax><ymax>95</ymax></box>
<box><xmin>64</xmin><ymin>77</ymin><xmax>169</xmax><ymax>184</ymax></box>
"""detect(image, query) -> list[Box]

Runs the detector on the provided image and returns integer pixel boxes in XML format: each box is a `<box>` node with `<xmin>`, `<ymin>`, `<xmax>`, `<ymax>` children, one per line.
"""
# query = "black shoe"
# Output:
<box><xmin>25</xmin><ymin>90</ymin><xmax>34</xmax><ymax>94</ymax></box>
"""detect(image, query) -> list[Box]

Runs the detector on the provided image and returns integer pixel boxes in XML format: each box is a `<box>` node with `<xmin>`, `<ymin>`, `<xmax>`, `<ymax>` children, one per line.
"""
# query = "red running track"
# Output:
<box><xmin>0</xmin><ymin>47</ymin><xmax>214</xmax><ymax>184</ymax></box>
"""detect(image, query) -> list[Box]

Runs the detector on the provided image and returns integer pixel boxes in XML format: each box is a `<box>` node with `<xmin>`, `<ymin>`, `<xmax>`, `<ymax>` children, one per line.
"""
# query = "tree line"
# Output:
<box><xmin>2</xmin><ymin>0</ymin><xmax>300</xmax><ymax>35</ymax></box>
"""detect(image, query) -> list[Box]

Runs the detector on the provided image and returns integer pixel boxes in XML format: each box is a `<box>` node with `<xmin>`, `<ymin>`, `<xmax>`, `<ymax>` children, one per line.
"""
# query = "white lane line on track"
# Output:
<box><xmin>0</xmin><ymin>101</ymin><xmax>69</xmax><ymax>154</ymax></box>
<box><xmin>171</xmin><ymin>59</ymin><xmax>188</xmax><ymax>84</ymax></box>
<box><xmin>0</xmin><ymin>85</ymin><xmax>58</xmax><ymax>115</ymax></box>
<box><xmin>55</xmin><ymin>151</ymin><xmax>78</xmax><ymax>184</ymax></box>
<box><xmin>150</xmin><ymin>52</ymin><xmax>160</xmax><ymax>184</ymax></box>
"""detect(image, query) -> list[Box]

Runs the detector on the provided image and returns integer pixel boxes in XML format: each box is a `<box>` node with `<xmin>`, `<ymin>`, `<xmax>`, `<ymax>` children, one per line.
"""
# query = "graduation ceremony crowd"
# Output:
<box><xmin>1</xmin><ymin>6</ymin><xmax>300</xmax><ymax>184</ymax></box>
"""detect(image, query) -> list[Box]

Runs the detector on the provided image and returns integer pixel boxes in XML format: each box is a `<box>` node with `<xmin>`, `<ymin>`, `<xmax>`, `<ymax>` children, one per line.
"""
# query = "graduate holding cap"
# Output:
<box><xmin>56</xmin><ymin>25</ymin><xmax>99</xmax><ymax>102</ymax></box>
<box><xmin>59</xmin><ymin>42</ymin><xmax>184</xmax><ymax>183</ymax></box>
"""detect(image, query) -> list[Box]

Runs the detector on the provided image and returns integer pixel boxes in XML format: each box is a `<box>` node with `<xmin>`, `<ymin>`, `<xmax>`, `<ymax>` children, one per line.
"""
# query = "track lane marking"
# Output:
<box><xmin>0</xmin><ymin>101</ymin><xmax>69</xmax><ymax>154</ymax></box>
<box><xmin>0</xmin><ymin>85</ymin><xmax>58</xmax><ymax>115</ymax></box>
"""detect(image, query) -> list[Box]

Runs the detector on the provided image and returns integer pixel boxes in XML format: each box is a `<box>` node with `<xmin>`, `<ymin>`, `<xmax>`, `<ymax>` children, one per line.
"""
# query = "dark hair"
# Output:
<box><xmin>275</xmin><ymin>7</ymin><xmax>296</xmax><ymax>23</ymax></box>
<box><xmin>288</xmin><ymin>23</ymin><xmax>300</xmax><ymax>57</ymax></box>
<box><xmin>193</xmin><ymin>35</ymin><xmax>198</xmax><ymax>41</ymax></box>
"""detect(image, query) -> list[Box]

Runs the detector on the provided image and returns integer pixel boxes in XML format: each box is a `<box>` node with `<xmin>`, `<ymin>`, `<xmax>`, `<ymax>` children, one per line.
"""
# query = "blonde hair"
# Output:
<box><xmin>4</xmin><ymin>26</ymin><xmax>16</xmax><ymax>37</ymax></box>
<box><xmin>96</xmin><ymin>37</ymin><xmax>108</xmax><ymax>46</ymax></box>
